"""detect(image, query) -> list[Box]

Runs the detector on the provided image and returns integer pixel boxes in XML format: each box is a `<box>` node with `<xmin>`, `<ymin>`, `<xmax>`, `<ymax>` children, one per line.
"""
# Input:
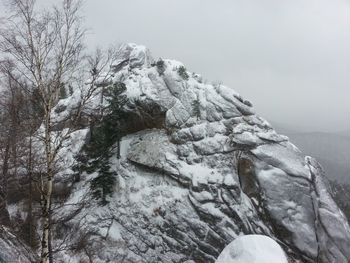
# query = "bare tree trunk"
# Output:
<box><xmin>2</xmin><ymin>139</ymin><xmax>10</xmax><ymax>199</ymax></box>
<box><xmin>28</xmin><ymin>176</ymin><xmax>34</xmax><ymax>245</ymax></box>
<box><xmin>48</xmin><ymin>203</ymin><xmax>54</xmax><ymax>263</ymax></box>
<box><xmin>0</xmin><ymin>138</ymin><xmax>11</xmax><ymax>226</ymax></box>
<box><xmin>41</xmin><ymin>108</ymin><xmax>54</xmax><ymax>263</ymax></box>
<box><xmin>40</xmin><ymin>176</ymin><xmax>53</xmax><ymax>263</ymax></box>
<box><xmin>28</xmin><ymin>135</ymin><xmax>34</xmax><ymax>247</ymax></box>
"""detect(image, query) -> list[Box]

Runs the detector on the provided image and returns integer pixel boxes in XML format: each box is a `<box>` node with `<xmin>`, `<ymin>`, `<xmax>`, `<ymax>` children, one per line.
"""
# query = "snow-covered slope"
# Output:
<box><xmin>215</xmin><ymin>235</ymin><xmax>288</xmax><ymax>263</ymax></box>
<box><xmin>31</xmin><ymin>43</ymin><xmax>350</xmax><ymax>262</ymax></box>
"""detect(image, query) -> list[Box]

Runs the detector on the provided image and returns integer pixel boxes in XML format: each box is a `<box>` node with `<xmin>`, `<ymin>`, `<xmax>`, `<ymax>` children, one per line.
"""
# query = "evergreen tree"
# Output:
<box><xmin>76</xmin><ymin>82</ymin><xmax>127</xmax><ymax>205</ymax></box>
<box><xmin>90</xmin><ymin>157</ymin><xmax>116</xmax><ymax>205</ymax></box>
<box><xmin>104</xmin><ymin>82</ymin><xmax>128</xmax><ymax>158</ymax></box>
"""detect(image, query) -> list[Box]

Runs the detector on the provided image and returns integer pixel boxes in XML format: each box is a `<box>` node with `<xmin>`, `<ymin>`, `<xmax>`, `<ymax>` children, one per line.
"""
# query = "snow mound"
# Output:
<box><xmin>216</xmin><ymin>235</ymin><xmax>288</xmax><ymax>263</ymax></box>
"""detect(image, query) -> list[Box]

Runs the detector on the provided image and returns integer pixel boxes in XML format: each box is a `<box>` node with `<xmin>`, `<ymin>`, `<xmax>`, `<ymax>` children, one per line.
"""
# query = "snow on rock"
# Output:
<box><xmin>252</xmin><ymin>165</ymin><xmax>318</xmax><ymax>258</ymax></box>
<box><xmin>113</xmin><ymin>43</ymin><xmax>154</xmax><ymax>70</ymax></box>
<box><xmin>306</xmin><ymin>156</ymin><xmax>350</xmax><ymax>262</ymax></box>
<box><xmin>49</xmin><ymin>43</ymin><xmax>350</xmax><ymax>263</ymax></box>
<box><xmin>0</xmin><ymin>227</ymin><xmax>38</xmax><ymax>263</ymax></box>
<box><xmin>215</xmin><ymin>235</ymin><xmax>288</xmax><ymax>263</ymax></box>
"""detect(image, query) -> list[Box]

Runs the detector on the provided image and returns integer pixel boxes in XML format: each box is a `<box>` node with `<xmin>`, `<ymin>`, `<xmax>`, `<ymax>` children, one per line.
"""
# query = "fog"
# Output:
<box><xmin>2</xmin><ymin>0</ymin><xmax>350</xmax><ymax>132</ymax></box>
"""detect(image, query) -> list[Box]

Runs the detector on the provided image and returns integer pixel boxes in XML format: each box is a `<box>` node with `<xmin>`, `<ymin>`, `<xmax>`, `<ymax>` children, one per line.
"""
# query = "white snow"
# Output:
<box><xmin>177</xmin><ymin>162</ymin><xmax>223</xmax><ymax>186</ymax></box>
<box><xmin>119</xmin><ymin>135</ymin><xmax>135</xmax><ymax>160</ymax></box>
<box><xmin>215</xmin><ymin>235</ymin><xmax>288</xmax><ymax>263</ymax></box>
<box><xmin>252</xmin><ymin>143</ymin><xmax>310</xmax><ymax>179</ymax></box>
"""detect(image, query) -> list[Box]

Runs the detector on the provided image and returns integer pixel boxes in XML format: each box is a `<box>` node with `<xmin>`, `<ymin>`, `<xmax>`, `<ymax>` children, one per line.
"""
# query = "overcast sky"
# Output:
<box><xmin>1</xmin><ymin>0</ymin><xmax>350</xmax><ymax>132</ymax></box>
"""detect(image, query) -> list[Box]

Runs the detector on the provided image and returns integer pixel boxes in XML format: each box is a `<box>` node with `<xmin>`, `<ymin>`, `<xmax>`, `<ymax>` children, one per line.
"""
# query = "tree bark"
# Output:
<box><xmin>0</xmin><ymin>138</ymin><xmax>11</xmax><ymax>226</ymax></box>
<box><xmin>40</xmin><ymin>175</ymin><xmax>53</xmax><ymax>263</ymax></box>
<box><xmin>40</xmin><ymin>107</ymin><xmax>54</xmax><ymax>263</ymax></box>
<box><xmin>28</xmin><ymin>135</ymin><xmax>34</xmax><ymax>247</ymax></box>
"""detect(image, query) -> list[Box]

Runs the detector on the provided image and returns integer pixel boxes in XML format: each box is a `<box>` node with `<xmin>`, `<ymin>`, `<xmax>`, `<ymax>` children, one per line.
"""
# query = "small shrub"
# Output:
<box><xmin>192</xmin><ymin>99</ymin><xmax>201</xmax><ymax>120</ymax></box>
<box><xmin>212</xmin><ymin>80</ymin><xmax>223</xmax><ymax>89</ymax></box>
<box><xmin>60</xmin><ymin>84</ymin><xmax>67</xmax><ymax>99</ymax></box>
<box><xmin>156</xmin><ymin>58</ymin><xmax>166</xmax><ymax>75</ymax></box>
<box><xmin>54</xmin><ymin>104</ymin><xmax>67</xmax><ymax>114</ymax></box>
<box><xmin>192</xmin><ymin>73</ymin><xmax>203</xmax><ymax>83</ymax></box>
<box><xmin>177</xmin><ymin>66</ymin><xmax>189</xmax><ymax>80</ymax></box>
<box><xmin>69</xmin><ymin>85</ymin><xmax>74</xmax><ymax>96</ymax></box>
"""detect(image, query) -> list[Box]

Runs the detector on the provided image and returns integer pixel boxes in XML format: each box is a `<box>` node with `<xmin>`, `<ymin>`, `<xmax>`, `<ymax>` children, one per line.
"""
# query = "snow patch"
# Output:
<box><xmin>215</xmin><ymin>235</ymin><xmax>288</xmax><ymax>263</ymax></box>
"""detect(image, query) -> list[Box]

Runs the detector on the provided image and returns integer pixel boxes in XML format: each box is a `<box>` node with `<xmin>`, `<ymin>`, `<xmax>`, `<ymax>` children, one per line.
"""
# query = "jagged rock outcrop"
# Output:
<box><xmin>49</xmin><ymin>43</ymin><xmax>350</xmax><ymax>263</ymax></box>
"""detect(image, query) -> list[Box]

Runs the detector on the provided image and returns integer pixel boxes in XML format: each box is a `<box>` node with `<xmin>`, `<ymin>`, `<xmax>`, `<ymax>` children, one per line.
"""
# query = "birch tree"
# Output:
<box><xmin>0</xmin><ymin>1</ymin><xmax>100</xmax><ymax>262</ymax></box>
<box><xmin>0</xmin><ymin>0</ymin><xmax>121</xmax><ymax>260</ymax></box>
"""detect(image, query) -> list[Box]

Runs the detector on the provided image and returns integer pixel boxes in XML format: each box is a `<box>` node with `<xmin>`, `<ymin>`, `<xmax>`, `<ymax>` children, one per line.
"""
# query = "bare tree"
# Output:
<box><xmin>0</xmin><ymin>1</ymin><xmax>121</xmax><ymax>261</ymax></box>
<box><xmin>0</xmin><ymin>58</ymin><xmax>44</xmax><ymax>249</ymax></box>
<box><xmin>0</xmin><ymin>60</ymin><xmax>29</xmax><ymax>227</ymax></box>
<box><xmin>0</xmin><ymin>1</ymin><xmax>85</xmax><ymax>262</ymax></box>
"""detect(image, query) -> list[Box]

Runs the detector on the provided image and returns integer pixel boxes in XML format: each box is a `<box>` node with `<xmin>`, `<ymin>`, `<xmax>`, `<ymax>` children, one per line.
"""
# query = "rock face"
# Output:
<box><xmin>54</xmin><ymin>43</ymin><xmax>350</xmax><ymax>263</ymax></box>
<box><xmin>0</xmin><ymin>227</ymin><xmax>37</xmax><ymax>263</ymax></box>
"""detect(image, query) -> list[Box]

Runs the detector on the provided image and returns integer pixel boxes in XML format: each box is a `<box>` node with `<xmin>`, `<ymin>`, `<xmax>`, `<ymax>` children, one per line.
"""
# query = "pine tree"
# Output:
<box><xmin>76</xmin><ymin>82</ymin><xmax>127</xmax><ymax>205</ymax></box>
<box><xmin>104</xmin><ymin>82</ymin><xmax>128</xmax><ymax>158</ymax></box>
<box><xmin>90</xmin><ymin>158</ymin><xmax>116</xmax><ymax>205</ymax></box>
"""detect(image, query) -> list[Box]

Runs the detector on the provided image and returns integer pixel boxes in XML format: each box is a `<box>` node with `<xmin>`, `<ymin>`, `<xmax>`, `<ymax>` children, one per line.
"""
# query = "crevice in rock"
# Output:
<box><xmin>307</xmin><ymin>163</ymin><xmax>322</xmax><ymax>262</ymax></box>
<box><xmin>235</xmin><ymin>154</ymin><xmax>316</xmax><ymax>263</ymax></box>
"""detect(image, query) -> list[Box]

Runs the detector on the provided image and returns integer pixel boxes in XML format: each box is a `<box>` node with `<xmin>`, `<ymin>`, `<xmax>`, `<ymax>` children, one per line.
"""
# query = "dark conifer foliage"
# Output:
<box><xmin>59</xmin><ymin>85</ymin><xmax>68</xmax><ymax>100</ymax></box>
<box><xmin>192</xmin><ymin>99</ymin><xmax>201</xmax><ymax>120</ymax></box>
<box><xmin>75</xmin><ymin>82</ymin><xmax>128</xmax><ymax>205</ymax></box>
<box><xmin>177</xmin><ymin>66</ymin><xmax>189</xmax><ymax>80</ymax></box>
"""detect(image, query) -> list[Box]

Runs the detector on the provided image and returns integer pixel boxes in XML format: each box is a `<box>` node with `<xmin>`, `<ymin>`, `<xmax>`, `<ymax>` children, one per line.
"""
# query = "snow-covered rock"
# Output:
<box><xmin>0</xmin><ymin>227</ymin><xmax>38</xmax><ymax>263</ymax></box>
<box><xmin>113</xmin><ymin>43</ymin><xmax>154</xmax><ymax>70</ymax></box>
<box><xmin>215</xmin><ymin>235</ymin><xmax>288</xmax><ymax>263</ymax></box>
<box><xmin>36</xmin><ymin>43</ymin><xmax>350</xmax><ymax>263</ymax></box>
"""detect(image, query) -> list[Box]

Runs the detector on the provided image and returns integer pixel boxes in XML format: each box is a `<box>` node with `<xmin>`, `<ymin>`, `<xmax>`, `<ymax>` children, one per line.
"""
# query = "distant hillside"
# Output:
<box><xmin>337</xmin><ymin>130</ymin><xmax>350</xmax><ymax>138</ymax></box>
<box><xmin>272</xmin><ymin>123</ymin><xmax>350</xmax><ymax>184</ymax></box>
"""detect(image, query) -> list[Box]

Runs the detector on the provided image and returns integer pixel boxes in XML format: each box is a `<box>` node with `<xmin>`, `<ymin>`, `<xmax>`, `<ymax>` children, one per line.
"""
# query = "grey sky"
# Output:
<box><xmin>1</xmin><ymin>0</ymin><xmax>350</xmax><ymax>132</ymax></box>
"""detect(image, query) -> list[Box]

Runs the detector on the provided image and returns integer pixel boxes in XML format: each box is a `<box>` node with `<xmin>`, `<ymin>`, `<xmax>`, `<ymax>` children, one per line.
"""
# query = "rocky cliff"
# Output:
<box><xmin>8</xmin><ymin>43</ymin><xmax>350</xmax><ymax>263</ymax></box>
